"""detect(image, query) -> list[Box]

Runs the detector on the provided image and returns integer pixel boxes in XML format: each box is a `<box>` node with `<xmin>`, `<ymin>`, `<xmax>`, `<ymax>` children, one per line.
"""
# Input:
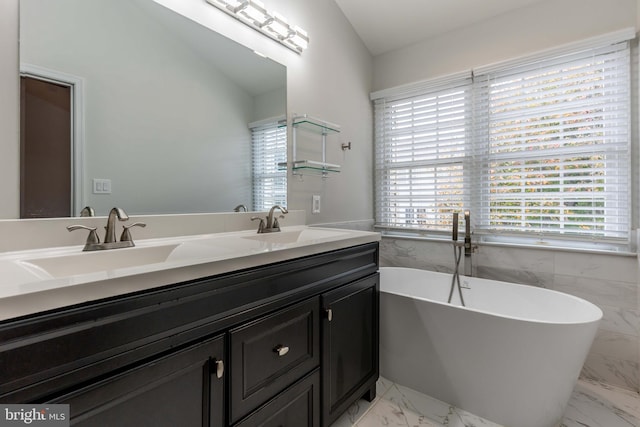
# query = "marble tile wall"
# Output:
<box><xmin>380</xmin><ymin>236</ymin><xmax>640</xmax><ymax>393</ymax></box>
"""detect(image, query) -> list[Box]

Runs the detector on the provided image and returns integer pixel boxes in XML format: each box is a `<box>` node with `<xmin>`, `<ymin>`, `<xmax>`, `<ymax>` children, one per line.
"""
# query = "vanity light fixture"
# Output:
<box><xmin>237</xmin><ymin>0</ymin><xmax>272</xmax><ymax>27</ymax></box>
<box><xmin>205</xmin><ymin>0</ymin><xmax>309</xmax><ymax>53</ymax></box>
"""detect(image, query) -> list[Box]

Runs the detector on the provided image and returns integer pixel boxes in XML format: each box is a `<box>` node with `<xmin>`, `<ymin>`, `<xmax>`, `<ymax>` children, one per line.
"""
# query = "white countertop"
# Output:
<box><xmin>0</xmin><ymin>226</ymin><xmax>380</xmax><ymax>321</ymax></box>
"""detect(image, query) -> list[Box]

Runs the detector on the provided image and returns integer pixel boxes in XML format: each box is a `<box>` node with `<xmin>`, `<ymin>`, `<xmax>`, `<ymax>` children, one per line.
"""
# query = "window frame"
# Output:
<box><xmin>372</xmin><ymin>31</ymin><xmax>635</xmax><ymax>251</ymax></box>
<box><xmin>250</xmin><ymin>117</ymin><xmax>287</xmax><ymax>212</ymax></box>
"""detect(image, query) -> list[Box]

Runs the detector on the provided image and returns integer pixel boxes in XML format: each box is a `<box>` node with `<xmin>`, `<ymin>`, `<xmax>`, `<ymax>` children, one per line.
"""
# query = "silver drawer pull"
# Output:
<box><xmin>273</xmin><ymin>345</ymin><xmax>289</xmax><ymax>357</ymax></box>
<box><xmin>215</xmin><ymin>360</ymin><xmax>224</xmax><ymax>379</ymax></box>
<box><xmin>326</xmin><ymin>308</ymin><xmax>333</xmax><ymax>322</ymax></box>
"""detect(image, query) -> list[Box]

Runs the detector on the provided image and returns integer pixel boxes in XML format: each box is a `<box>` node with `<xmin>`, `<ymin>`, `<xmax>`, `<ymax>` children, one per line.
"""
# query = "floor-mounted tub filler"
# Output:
<box><xmin>379</xmin><ymin>267</ymin><xmax>602</xmax><ymax>427</ymax></box>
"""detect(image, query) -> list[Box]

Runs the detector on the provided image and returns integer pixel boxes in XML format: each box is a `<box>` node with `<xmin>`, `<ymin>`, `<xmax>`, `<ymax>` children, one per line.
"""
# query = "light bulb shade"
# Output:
<box><xmin>237</xmin><ymin>0</ymin><xmax>272</xmax><ymax>27</ymax></box>
<box><xmin>208</xmin><ymin>0</ymin><xmax>246</xmax><ymax>12</ymax></box>
<box><xmin>288</xmin><ymin>27</ymin><xmax>309</xmax><ymax>51</ymax></box>
<box><xmin>264</xmin><ymin>13</ymin><xmax>292</xmax><ymax>40</ymax></box>
<box><xmin>205</xmin><ymin>0</ymin><xmax>309</xmax><ymax>53</ymax></box>
<box><xmin>278</xmin><ymin>24</ymin><xmax>309</xmax><ymax>52</ymax></box>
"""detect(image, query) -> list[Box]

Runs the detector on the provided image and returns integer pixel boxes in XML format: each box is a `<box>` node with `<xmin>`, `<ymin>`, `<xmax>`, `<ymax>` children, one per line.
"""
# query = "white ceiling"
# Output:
<box><xmin>334</xmin><ymin>0</ymin><xmax>550</xmax><ymax>56</ymax></box>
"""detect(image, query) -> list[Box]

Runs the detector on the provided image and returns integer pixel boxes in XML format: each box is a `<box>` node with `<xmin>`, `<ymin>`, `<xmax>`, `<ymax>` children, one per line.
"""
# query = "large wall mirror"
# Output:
<box><xmin>19</xmin><ymin>0</ymin><xmax>286</xmax><ymax>217</ymax></box>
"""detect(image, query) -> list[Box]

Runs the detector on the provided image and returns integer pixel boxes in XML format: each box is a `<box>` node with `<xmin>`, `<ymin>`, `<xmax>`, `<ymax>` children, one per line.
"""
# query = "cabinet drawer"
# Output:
<box><xmin>234</xmin><ymin>369</ymin><xmax>320</xmax><ymax>427</ymax></box>
<box><xmin>230</xmin><ymin>298</ymin><xmax>319</xmax><ymax>423</ymax></box>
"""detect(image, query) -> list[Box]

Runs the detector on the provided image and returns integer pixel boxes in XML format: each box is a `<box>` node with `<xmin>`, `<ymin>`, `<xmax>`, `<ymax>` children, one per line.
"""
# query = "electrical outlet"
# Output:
<box><xmin>312</xmin><ymin>195</ymin><xmax>321</xmax><ymax>214</ymax></box>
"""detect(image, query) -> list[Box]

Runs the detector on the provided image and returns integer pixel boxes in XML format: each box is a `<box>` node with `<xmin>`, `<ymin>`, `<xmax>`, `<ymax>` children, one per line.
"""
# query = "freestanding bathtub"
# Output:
<box><xmin>380</xmin><ymin>267</ymin><xmax>602</xmax><ymax>427</ymax></box>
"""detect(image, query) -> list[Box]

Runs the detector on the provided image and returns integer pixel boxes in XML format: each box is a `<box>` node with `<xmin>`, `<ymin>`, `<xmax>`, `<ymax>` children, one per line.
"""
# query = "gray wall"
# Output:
<box><xmin>372</xmin><ymin>0</ymin><xmax>638</xmax><ymax>91</ymax></box>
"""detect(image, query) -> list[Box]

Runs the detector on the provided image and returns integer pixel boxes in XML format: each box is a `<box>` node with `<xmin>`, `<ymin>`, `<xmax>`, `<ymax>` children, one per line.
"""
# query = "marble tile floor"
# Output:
<box><xmin>331</xmin><ymin>377</ymin><xmax>640</xmax><ymax>427</ymax></box>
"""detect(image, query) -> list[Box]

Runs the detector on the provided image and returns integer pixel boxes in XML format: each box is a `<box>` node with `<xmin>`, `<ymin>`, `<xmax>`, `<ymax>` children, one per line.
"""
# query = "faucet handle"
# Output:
<box><xmin>272</xmin><ymin>215</ymin><xmax>285</xmax><ymax>230</ymax></box>
<box><xmin>67</xmin><ymin>225</ymin><xmax>100</xmax><ymax>247</ymax></box>
<box><xmin>251</xmin><ymin>216</ymin><xmax>266</xmax><ymax>233</ymax></box>
<box><xmin>120</xmin><ymin>222</ymin><xmax>146</xmax><ymax>243</ymax></box>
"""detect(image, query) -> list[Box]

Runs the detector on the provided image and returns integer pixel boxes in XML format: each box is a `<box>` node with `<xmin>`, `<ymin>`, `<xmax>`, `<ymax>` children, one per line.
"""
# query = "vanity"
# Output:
<box><xmin>0</xmin><ymin>218</ymin><xmax>380</xmax><ymax>427</ymax></box>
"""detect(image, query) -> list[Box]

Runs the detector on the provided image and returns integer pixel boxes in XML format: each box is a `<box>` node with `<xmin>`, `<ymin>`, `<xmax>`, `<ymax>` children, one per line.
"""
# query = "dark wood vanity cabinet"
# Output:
<box><xmin>0</xmin><ymin>242</ymin><xmax>379</xmax><ymax>427</ymax></box>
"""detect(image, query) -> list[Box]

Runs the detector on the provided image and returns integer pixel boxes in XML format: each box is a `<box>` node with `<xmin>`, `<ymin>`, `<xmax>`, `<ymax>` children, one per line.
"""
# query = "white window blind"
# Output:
<box><xmin>374</xmin><ymin>36</ymin><xmax>632</xmax><ymax>244</ymax></box>
<box><xmin>472</xmin><ymin>42</ymin><xmax>631</xmax><ymax>241</ymax></box>
<box><xmin>374</xmin><ymin>77</ymin><xmax>473</xmax><ymax>232</ymax></box>
<box><xmin>251</xmin><ymin>121</ymin><xmax>287</xmax><ymax>211</ymax></box>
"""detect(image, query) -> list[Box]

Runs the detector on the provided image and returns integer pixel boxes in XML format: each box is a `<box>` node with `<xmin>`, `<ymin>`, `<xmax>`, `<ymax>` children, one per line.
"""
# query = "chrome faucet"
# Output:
<box><xmin>266</xmin><ymin>205</ymin><xmax>288</xmax><ymax>229</ymax></box>
<box><xmin>449</xmin><ymin>211</ymin><xmax>475</xmax><ymax>305</ymax></box>
<box><xmin>251</xmin><ymin>205</ymin><xmax>288</xmax><ymax>233</ymax></box>
<box><xmin>79</xmin><ymin>206</ymin><xmax>95</xmax><ymax>217</ymax></box>
<box><xmin>68</xmin><ymin>207</ymin><xmax>145</xmax><ymax>251</ymax></box>
<box><xmin>105</xmin><ymin>207</ymin><xmax>129</xmax><ymax>243</ymax></box>
<box><xmin>233</xmin><ymin>204</ymin><xmax>248</xmax><ymax>212</ymax></box>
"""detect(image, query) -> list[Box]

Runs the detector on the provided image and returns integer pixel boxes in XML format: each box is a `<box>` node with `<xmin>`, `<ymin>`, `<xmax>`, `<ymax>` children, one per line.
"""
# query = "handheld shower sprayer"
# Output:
<box><xmin>464</xmin><ymin>210</ymin><xmax>470</xmax><ymax>242</ymax></box>
<box><xmin>452</xmin><ymin>212</ymin><xmax>459</xmax><ymax>241</ymax></box>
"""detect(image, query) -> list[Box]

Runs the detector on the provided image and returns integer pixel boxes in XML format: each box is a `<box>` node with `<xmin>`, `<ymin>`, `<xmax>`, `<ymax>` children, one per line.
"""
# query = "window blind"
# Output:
<box><xmin>374</xmin><ymin>36</ymin><xmax>632</xmax><ymax>244</ymax></box>
<box><xmin>472</xmin><ymin>42</ymin><xmax>631</xmax><ymax>240</ymax></box>
<box><xmin>251</xmin><ymin>122</ymin><xmax>287</xmax><ymax>211</ymax></box>
<box><xmin>374</xmin><ymin>77</ymin><xmax>473</xmax><ymax>232</ymax></box>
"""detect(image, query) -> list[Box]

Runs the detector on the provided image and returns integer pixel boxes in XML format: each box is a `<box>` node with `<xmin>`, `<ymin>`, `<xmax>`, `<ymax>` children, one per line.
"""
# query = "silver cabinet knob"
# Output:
<box><xmin>214</xmin><ymin>359</ymin><xmax>224</xmax><ymax>379</ymax></box>
<box><xmin>273</xmin><ymin>345</ymin><xmax>289</xmax><ymax>357</ymax></box>
<box><xmin>326</xmin><ymin>308</ymin><xmax>333</xmax><ymax>322</ymax></box>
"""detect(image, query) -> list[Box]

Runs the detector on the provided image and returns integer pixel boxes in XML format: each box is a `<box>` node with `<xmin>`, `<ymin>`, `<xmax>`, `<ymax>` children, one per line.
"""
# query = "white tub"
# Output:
<box><xmin>380</xmin><ymin>267</ymin><xmax>602</xmax><ymax>427</ymax></box>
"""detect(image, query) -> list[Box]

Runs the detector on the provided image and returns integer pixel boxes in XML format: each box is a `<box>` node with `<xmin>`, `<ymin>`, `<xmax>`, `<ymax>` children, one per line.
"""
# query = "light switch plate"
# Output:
<box><xmin>312</xmin><ymin>195</ymin><xmax>321</xmax><ymax>214</ymax></box>
<box><xmin>93</xmin><ymin>178</ymin><xmax>112</xmax><ymax>194</ymax></box>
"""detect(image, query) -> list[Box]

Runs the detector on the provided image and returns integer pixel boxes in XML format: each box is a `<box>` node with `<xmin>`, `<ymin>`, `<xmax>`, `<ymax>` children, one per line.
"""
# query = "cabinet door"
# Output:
<box><xmin>49</xmin><ymin>335</ymin><xmax>225</xmax><ymax>427</ymax></box>
<box><xmin>321</xmin><ymin>274</ymin><xmax>379</xmax><ymax>427</ymax></box>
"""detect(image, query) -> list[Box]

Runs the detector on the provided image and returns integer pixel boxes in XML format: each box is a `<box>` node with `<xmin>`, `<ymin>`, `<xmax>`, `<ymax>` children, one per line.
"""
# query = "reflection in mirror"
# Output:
<box><xmin>19</xmin><ymin>0</ymin><xmax>286</xmax><ymax>218</ymax></box>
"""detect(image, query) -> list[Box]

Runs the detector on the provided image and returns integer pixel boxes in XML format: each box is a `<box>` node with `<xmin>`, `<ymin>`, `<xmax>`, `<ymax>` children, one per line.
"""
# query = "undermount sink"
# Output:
<box><xmin>19</xmin><ymin>244</ymin><xmax>180</xmax><ymax>278</ymax></box>
<box><xmin>165</xmin><ymin>238</ymin><xmax>249</xmax><ymax>261</ymax></box>
<box><xmin>9</xmin><ymin>227</ymin><xmax>360</xmax><ymax>281</ymax></box>
<box><xmin>242</xmin><ymin>228</ymin><xmax>348</xmax><ymax>244</ymax></box>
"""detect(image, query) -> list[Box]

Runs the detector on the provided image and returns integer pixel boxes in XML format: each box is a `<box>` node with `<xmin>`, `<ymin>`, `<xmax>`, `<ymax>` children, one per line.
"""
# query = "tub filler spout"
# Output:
<box><xmin>449</xmin><ymin>212</ymin><xmax>466</xmax><ymax>306</ymax></box>
<box><xmin>463</xmin><ymin>210</ymin><xmax>474</xmax><ymax>276</ymax></box>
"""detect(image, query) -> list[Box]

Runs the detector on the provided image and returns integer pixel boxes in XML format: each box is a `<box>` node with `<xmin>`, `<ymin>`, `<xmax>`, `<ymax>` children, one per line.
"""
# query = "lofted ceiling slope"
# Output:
<box><xmin>334</xmin><ymin>0</ymin><xmax>551</xmax><ymax>56</ymax></box>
